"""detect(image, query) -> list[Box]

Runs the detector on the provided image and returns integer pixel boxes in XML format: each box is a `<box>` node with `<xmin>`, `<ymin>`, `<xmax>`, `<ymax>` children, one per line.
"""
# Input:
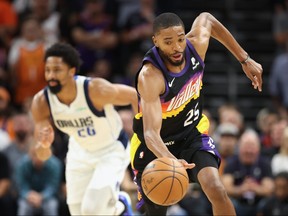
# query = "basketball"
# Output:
<box><xmin>141</xmin><ymin>157</ymin><xmax>189</xmax><ymax>206</ymax></box>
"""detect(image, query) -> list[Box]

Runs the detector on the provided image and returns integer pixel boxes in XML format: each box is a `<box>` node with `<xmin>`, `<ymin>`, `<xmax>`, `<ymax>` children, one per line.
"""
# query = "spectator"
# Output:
<box><xmin>271</xmin><ymin>126</ymin><xmax>288</xmax><ymax>175</ymax></box>
<box><xmin>0</xmin><ymin>151</ymin><xmax>14</xmax><ymax>215</ymax></box>
<box><xmin>8</xmin><ymin>16</ymin><xmax>47</xmax><ymax>109</ymax></box>
<box><xmin>0</xmin><ymin>85</ymin><xmax>15</xmax><ymax>143</ymax></box>
<box><xmin>214</xmin><ymin>123</ymin><xmax>239</xmax><ymax>176</ymax></box>
<box><xmin>257</xmin><ymin>172</ymin><xmax>288</xmax><ymax>216</ymax></box>
<box><xmin>0</xmin><ymin>0</ymin><xmax>18</xmax><ymax>49</ymax></box>
<box><xmin>15</xmin><ymin>144</ymin><xmax>62</xmax><ymax>216</ymax></box>
<box><xmin>17</xmin><ymin>0</ymin><xmax>60</xmax><ymax>45</ymax></box>
<box><xmin>118</xmin><ymin>0</ymin><xmax>155</xmax><ymax>70</ymax></box>
<box><xmin>71</xmin><ymin>0</ymin><xmax>118</xmax><ymax>75</ymax></box>
<box><xmin>265</xmin><ymin>119</ymin><xmax>288</xmax><ymax>161</ymax></box>
<box><xmin>3</xmin><ymin>111</ymin><xmax>33</xmax><ymax>178</ymax></box>
<box><xmin>269</xmin><ymin>49</ymin><xmax>288</xmax><ymax>119</ymax></box>
<box><xmin>256</xmin><ymin>107</ymin><xmax>280</xmax><ymax>150</ymax></box>
<box><xmin>222</xmin><ymin>129</ymin><xmax>274</xmax><ymax>216</ymax></box>
<box><xmin>218</xmin><ymin>103</ymin><xmax>245</xmax><ymax>135</ymax></box>
<box><xmin>272</xmin><ymin>0</ymin><xmax>288</xmax><ymax>53</ymax></box>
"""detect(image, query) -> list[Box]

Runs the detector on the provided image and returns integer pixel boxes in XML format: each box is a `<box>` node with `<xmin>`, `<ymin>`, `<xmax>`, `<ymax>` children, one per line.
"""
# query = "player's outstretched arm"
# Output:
<box><xmin>89</xmin><ymin>78</ymin><xmax>138</xmax><ymax>114</ymax></box>
<box><xmin>187</xmin><ymin>12</ymin><xmax>263</xmax><ymax>92</ymax></box>
<box><xmin>31</xmin><ymin>91</ymin><xmax>54</xmax><ymax>149</ymax></box>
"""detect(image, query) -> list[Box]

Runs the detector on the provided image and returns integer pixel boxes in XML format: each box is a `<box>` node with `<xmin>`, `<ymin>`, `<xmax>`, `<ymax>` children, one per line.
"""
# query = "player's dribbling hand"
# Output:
<box><xmin>241</xmin><ymin>57</ymin><xmax>263</xmax><ymax>92</ymax></box>
<box><xmin>177</xmin><ymin>159</ymin><xmax>195</xmax><ymax>169</ymax></box>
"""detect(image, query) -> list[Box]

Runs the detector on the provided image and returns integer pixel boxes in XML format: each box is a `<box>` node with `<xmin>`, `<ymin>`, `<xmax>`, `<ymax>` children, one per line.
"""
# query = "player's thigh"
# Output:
<box><xmin>65</xmin><ymin>163</ymin><xmax>94</xmax><ymax>205</ymax></box>
<box><xmin>186</xmin><ymin>150</ymin><xmax>219</xmax><ymax>183</ymax></box>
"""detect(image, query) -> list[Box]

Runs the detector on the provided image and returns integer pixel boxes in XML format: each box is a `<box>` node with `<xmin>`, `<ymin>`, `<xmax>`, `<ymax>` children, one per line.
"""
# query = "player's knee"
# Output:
<box><xmin>203</xmin><ymin>180</ymin><xmax>228</xmax><ymax>202</ymax></box>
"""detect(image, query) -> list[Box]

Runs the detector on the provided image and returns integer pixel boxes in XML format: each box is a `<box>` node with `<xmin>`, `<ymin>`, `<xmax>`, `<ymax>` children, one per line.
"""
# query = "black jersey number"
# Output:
<box><xmin>184</xmin><ymin>102</ymin><xmax>199</xmax><ymax>127</ymax></box>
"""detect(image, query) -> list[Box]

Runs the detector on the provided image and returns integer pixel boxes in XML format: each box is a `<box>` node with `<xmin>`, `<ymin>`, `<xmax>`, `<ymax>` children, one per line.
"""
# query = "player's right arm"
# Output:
<box><xmin>31</xmin><ymin>90</ymin><xmax>54</xmax><ymax>149</ymax></box>
<box><xmin>138</xmin><ymin>63</ymin><xmax>194</xmax><ymax>169</ymax></box>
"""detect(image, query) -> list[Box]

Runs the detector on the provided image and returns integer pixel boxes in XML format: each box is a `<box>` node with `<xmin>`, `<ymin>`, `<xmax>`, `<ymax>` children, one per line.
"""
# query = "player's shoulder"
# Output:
<box><xmin>31</xmin><ymin>89</ymin><xmax>49</xmax><ymax>108</ymax></box>
<box><xmin>140</xmin><ymin>61</ymin><xmax>162</xmax><ymax>78</ymax></box>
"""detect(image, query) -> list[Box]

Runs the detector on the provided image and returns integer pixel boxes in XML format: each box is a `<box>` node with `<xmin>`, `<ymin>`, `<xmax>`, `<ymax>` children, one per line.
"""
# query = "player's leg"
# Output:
<box><xmin>191</xmin><ymin>150</ymin><xmax>236</xmax><ymax>215</ymax></box>
<box><xmin>81</xmin><ymin>144</ymin><xmax>132</xmax><ymax>215</ymax></box>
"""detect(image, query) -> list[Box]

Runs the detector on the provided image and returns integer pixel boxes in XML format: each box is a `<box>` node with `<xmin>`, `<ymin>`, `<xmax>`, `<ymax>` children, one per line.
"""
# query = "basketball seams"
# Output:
<box><xmin>145</xmin><ymin>176</ymin><xmax>174</xmax><ymax>195</ymax></box>
<box><xmin>162</xmin><ymin>158</ymin><xmax>176</xmax><ymax>205</ymax></box>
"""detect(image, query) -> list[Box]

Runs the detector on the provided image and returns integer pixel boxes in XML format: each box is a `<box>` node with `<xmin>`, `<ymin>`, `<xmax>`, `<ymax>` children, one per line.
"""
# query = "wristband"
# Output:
<box><xmin>240</xmin><ymin>54</ymin><xmax>250</xmax><ymax>64</ymax></box>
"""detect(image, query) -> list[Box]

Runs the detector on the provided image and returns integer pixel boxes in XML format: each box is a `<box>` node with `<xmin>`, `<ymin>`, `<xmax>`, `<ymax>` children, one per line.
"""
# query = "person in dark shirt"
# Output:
<box><xmin>222</xmin><ymin>129</ymin><xmax>274</xmax><ymax>216</ymax></box>
<box><xmin>257</xmin><ymin>171</ymin><xmax>288</xmax><ymax>216</ymax></box>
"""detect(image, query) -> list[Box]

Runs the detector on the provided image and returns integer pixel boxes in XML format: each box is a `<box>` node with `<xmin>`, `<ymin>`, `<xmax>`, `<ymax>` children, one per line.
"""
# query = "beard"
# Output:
<box><xmin>158</xmin><ymin>48</ymin><xmax>185</xmax><ymax>67</ymax></box>
<box><xmin>48</xmin><ymin>80</ymin><xmax>62</xmax><ymax>94</ymax></box>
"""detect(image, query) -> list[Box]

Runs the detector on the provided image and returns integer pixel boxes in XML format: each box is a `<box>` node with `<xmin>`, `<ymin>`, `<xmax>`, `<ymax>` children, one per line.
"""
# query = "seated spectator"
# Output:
<box><xmin>256</xmin><ymin>107</ymin><xmax>280</xmax><ymax>150</ymax></box>
<box><xmin>265</xmin><ymin>119</ymin><xmax>288</xmax><ymax>161</ymax></box>
<box><xmin>257</xmin><ymin>172</ymin><xmax>288</xmax><ymax>216</ymax></box>
<box><xmin>0</xmin><ymin>85</ymin><xmax>15</xmax><ymax>142</ymax></box>
<box><xmin>15</xmin><ymin>143</ymin><xmax>62</xmax><ymax>216</ymax></box>
<box><xmin>271</xmin><ymin>126</ymin><xmax>288</xmax><ymax>175</ymax></box>
<box><xmin>222</xmin><ymin>129</ymin><xmax>274</xmax><ymax>216</ymax></box>
<box><xmin>214</xmin><ymin>123</ymin><xmax>239</xmax><ymax>176</ymax></box>
<box><xmin>217</xmin><ymin>103</ymin><xmax>245</xmax><ymax>135</ymax></box>
<box><xmin>0</xmin><ymin>151</ymin><xmax>14</xmax><ymax>215</ymax></box>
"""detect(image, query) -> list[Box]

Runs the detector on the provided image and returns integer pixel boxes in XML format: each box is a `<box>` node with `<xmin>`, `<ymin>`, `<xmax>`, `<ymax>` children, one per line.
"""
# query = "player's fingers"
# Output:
<box><xmin>184</xmin><ymin>163</ymin><xmax>195</xmax><ymax>169</ymax></box>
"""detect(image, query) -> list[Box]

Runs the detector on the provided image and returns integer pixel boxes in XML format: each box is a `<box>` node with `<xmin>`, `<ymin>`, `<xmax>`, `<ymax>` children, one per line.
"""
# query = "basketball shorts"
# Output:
<box><xmin>65</xmin><ymin>137</ymin><xmax>130</xmax><ymax>205</ymax></box>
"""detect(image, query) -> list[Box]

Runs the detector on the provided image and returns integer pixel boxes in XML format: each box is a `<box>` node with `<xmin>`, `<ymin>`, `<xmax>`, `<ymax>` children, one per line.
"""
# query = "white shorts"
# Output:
<box><xmin>65</xmin><ymin>138</ymin><xmax>130</xmax><ymax>205</ymax></box>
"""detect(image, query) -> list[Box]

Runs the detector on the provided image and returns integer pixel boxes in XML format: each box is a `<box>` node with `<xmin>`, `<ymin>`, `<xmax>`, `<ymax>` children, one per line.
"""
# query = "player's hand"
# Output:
<box><xmin>35</xmin><ymin>125</ymin><xmax>54</xmax><ymax>148</ymax></box>
<box><xmin>241</xmin><ymin>57</ymin><xmax>263</xmax><ymax>92</ymax></box>
<box><xmin>178</xmin><ymin>159</ymin><xmax>195</xmax><ymax>169</ymax></box>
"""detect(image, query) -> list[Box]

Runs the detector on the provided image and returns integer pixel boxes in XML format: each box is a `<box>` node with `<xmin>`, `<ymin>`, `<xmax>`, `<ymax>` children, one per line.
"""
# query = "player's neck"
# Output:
<box><xmin>56</xmin><ymin>81</ymin><xmax>77</xmax><ymax>106</ymax></box>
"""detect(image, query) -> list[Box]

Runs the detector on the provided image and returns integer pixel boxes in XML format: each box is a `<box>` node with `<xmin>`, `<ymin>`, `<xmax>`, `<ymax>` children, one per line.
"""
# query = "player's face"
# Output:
<box><xmin>153</xmin><ymin>26</ymin><xmax>186</xmax><ymax>66</ymax></box>
<box><xmin>45</xmin><ymin>57</ymin><xmax>74</xmax><ymax>94</ymax></box>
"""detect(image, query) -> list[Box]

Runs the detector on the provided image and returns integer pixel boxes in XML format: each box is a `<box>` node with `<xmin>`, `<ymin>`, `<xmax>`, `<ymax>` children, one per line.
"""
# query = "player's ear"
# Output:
<box><xmin>152</xmin><ymin>36</ymin><xmax>158</xmax><ymax>47</ymax></box>
<box><xmin>69</xmin><ymin>67</ymin><xmax>76</xmax><ymax>76</ymax></box>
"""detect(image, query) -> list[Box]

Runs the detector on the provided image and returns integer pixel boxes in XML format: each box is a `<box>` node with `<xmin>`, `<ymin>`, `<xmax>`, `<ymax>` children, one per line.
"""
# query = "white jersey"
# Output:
<box><xmin>44</xmin><ymin>75</ymin><xmax>123</xmax><ymax>152</ymax></box>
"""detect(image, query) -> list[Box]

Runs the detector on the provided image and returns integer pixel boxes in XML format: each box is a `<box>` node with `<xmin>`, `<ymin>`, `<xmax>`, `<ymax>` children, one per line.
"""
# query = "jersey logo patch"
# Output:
<box><xmin>168</xmin><ymin>77</ymin><xmax>175</xmax><ymax>87</ymax></box>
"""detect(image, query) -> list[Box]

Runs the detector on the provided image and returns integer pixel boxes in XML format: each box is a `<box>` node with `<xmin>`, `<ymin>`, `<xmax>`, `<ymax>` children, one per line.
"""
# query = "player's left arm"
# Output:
<box><xmin>89</xmin><ymin>78</ymin><xmax>138</xmax><ymax>114</ymax></box>
<box><xmin>187</xmin><ymin>12</ymin><xmax>263</xmax><ymax>92</ymax></box>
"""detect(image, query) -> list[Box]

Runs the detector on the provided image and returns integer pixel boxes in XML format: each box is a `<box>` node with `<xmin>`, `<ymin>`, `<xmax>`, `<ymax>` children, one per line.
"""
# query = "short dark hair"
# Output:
<box><xmin>45</xmin><ymin>42</ymin><xmax>82</xmax><ymax>72</ymax></box>
<box><xmin>153</xmin><ymin>12</ymin><xmax>184</xmax><ymax>34</ymax></box>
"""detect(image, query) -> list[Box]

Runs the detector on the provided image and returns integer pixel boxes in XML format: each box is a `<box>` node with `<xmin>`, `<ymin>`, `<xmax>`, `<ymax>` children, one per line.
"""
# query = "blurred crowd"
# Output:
<box><xmin>0</xmin><ymin>0</ymin><xmax>287</xmax><ymax>215</ymax></box>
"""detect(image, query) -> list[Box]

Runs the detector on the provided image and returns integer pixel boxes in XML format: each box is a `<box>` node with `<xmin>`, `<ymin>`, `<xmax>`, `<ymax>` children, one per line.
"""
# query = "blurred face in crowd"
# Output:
<box><xmin>21</xmin><ymin>18</ymin><xmax>42</xmax><ymax>42</ymax></box>
<box><xmin>219</xmin><ymin>134</ymin><xmax>238</xmax><ymax>158</ymax></box>
<box><xmin>238</xmin><ymin>130</ymin><xmax>260</xmax><ymax>165</ymax></box>
<box><xmin>274</xmin><ymin>176</ymin><xmax>288</xmax><ymax>200</ymax></box>
<box><xmin>271</xmin><ymin>120</ymin><xmax>288</xmax><ymax>147</ymax></box>
<box><xmin>13</xmin><ymin>113</ymin><xmax>33</xmax><ymax>142</ymax></box>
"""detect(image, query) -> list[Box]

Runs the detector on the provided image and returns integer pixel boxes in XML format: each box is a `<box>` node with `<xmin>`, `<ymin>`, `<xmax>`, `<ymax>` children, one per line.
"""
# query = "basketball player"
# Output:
<box><xmin>30</xmin><ymin>43</ymin><xmax>137</xmax><ymax>215</ymax></box>
<box><xmin>131</xmin><ymin>12</ymin><xmax>263</xmax><ymax>215</ymax></box>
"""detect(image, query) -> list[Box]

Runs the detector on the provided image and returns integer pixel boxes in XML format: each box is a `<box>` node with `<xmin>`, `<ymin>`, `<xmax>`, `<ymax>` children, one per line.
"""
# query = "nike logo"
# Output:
<box><xmin>168</xmin><ymin>77</ymin><xmax>175</xmax><ymax>87</ymax></box>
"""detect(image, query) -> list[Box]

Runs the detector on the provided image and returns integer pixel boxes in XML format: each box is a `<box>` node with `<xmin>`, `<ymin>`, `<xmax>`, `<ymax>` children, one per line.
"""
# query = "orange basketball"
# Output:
<box><xmin>141</xmin><ymin>157</ymin><xmax>189</xmax><ymax>206</ymax></box>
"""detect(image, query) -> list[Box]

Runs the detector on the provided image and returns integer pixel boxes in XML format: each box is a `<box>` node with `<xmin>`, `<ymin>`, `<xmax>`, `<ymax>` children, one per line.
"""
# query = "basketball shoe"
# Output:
<box><xmin>118</xmin><ymin>191</ymin><xmax>134</xmax><ymax>216</ymax></box>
